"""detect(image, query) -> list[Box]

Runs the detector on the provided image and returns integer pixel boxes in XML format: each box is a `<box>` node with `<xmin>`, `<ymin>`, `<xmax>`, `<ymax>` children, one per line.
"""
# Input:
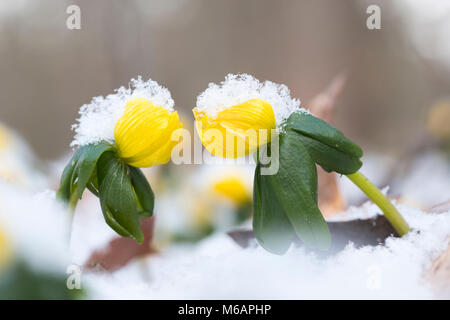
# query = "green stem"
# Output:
<box><xmin>68</xmin><ymin>191</ymin><xmax>79</xmax><ymax>212</ymax></box>
<box><xmin>346</xmin><ymin>171</ymin><xmax>410</xmax><ymax>236</ymax></box>
<box><xmin>67</xmin><ymin>190</ymin><xmax>79</xmax><ymax>243</ymax></box>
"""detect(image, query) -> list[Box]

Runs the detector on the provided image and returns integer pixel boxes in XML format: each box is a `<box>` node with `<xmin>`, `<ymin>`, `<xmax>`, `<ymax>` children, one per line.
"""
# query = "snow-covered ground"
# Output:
<box><xmin>1</xmin><ymin>136</ymin><xmax>449</xmax><ymax>299</ymax></box>
<box><xmin>85</xmin><ymin>201</ymin><xmax>450</xmax><ymax>299</ymax></box>
<box><xmin>41</xmin><ymin>150</ymin><xmax>450</xmax><ymax>299</ymax></box>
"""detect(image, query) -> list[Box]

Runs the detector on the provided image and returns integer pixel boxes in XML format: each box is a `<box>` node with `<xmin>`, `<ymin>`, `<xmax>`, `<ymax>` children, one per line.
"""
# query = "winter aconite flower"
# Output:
<box><xmin>58</xmin><ymin>77</ymin><xmax>182</xmax><ymax>242</ymax></box>
<box><xmin>212</xmin><ymin>175</ymin><xmax>251</xmax><ymax>205</ymax></box>
<box><xmin>193</xmin><ymin>98</ymin><xmax>276</xmax><ymax>158</ymax></box>
<box><xmin>427</xmin><ymin>100</ymin><xmax>450</xmax><ymax>140</ymax></box>
<box><xmin>0</xmin><ymin>125</ymin><xmax>11</xmax><ymax>149</ymax></box>
<box><xmin>0</xmin><ymin>123</ymin><xmax>44</xmax><ymax>188</ymax></box>
<box><xmin>194</xmin><ymin>74</ymin><xmax>299</xmax><ymax>158</ymax></box>
<box><xmin>193</xmin><ymin>74</ymin><xmax>409</xmax><ymax>255</ymax></box>
<box><xmin>191</xmin><ymin>171</ymin><xmax>252</xmax><ymax>231</ymax></box>
<box><xmin>152</xmin><ymin>164</ymin><xmax>253</xmax><ymax>246</ymax></box>
<box><xmin>114</xmin><ymin>97</ymin><xmax>182</xmax><ymax>167</ymax></box>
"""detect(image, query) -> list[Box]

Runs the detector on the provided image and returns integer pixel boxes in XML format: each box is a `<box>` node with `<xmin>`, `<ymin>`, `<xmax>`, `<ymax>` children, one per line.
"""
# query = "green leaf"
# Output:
<box><xmin>0</xmin><ymin>260</ymin><xmax>85</xmax><ymax>299</ymax></box>
<box><xmin>56</xmin><ymin>148</ymin><xmax>83</xmax><ymax>203</ymax></box>
<box><xmin>253</xmin><ymin>164</ymin><xmax>295</xmax><ymax>255</ymax></box>
<box><xmin>285</xmin><ymin>111</ymin><xmax>363</xmax><ymax>159</ymax></box>
<box><xmin>75</xmin><ymin>142</ymin><xmax>114</xmax><ymax>199</ymax></box>
<box><xmin>97</xmin><ymin>152</ymin><xmax>144</xmax><ymax>243</ymax></box>
<box><xmin>252</xmin><ymin>111</ymin><xmax>364</xmax><ymax>253</ymax></box>
<box><xmin>261</xmin><ymin>133</ymin><xmax>331</xmax><ymax>251</ymax></box>
<box><xmin>99</xmin><ymin>198</ymin><xmax>133</xmax><ymax>238</ymax></box>
<box><xmin>57</xmin><ymin>142</ymin><xmax>114</xmax><ymax>205</ymax></box>
<box><xmin>86</xmin><ymin>181</ymin><xmax>99</xmax><ymax>197</ymax></box>
<box><xmin>129</xmin><ymin>165</ymin><xmax>155</xmax><ymax>217</ymax></box>
<box><xmin>69</xmin><ymin>147</ymin><xmax>89</xmax><ymax>196</ymax></box>
<box><xmin>290</xmin><ymin>131</ymin><xmax>362</xmax><ymax>174</ymax></box>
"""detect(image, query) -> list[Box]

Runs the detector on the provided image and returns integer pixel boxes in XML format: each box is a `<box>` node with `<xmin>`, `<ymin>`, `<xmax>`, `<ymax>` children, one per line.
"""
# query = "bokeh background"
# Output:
<box><xmin>1</xmin><ymin>0</ymin><xmax>449</xmax><ymax>160</ymax></box>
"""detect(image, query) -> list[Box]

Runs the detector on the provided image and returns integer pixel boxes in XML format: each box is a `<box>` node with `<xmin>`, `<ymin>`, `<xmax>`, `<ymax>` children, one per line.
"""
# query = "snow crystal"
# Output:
<box><xmin>71</xmin><ymin>77</ymin><xmax>175</xmax><ymax>147</ymax></box>
<box><xmin>196</xmin><ymin>74</ymin><xmax>303</xmax><ymax>127</ymax></box>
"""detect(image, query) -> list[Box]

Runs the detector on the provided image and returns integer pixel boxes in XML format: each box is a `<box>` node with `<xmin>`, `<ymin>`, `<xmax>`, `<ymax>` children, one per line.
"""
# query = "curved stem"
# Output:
<box><xmin>346</xmin><ymin>171</ymin><xmax>410</xmax><ymax>236</ymax></box>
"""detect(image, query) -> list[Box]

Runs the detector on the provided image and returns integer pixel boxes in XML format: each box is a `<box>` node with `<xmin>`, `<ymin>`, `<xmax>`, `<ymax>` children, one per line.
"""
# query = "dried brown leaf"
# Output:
<box><xmin>306</xmin><ymin>72</ymin><xmax>348</xmax><ymax>217</ymax></box>
<box><xmin>84</xmin><ymin>216</ymin><xmax>156</xmax><ymax>272</ymax></box>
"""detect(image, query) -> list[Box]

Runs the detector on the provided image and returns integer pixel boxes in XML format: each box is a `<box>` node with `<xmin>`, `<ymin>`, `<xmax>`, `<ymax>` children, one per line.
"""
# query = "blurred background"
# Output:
<box><xmin>0</xmin><ymin>0</ymin><xmax>449</xmax><ymax>160</ymax></box>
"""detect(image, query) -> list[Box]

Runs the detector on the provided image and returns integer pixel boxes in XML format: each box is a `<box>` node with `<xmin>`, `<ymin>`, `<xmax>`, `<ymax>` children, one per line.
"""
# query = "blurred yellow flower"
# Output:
<box><xmin>190</xmin><ymin>199</ymin><xmax>214</xmax><ymax>229</ymax></box>
<box><xmin>114</xmin><ymin>98</ymin><xmax>183</xmax><ymax>167</ymax></box>
<box><xmin>427</xmin><ymin>100</ymin><xmax>450</xmax><ymax>139</ymax></box>
<box><xmin>0</xmin><ymin>124</ymin><xmax>12</xmax><ymax>150</ymax></box>
<box><xmin>193</xmin><ymin>98</ymin><xmax>276</xmax><ymax>158</ymax></box>
<box><xmin>0</xmin><ymin>226</ymin><xmax>12</xmax><ymax>270</ymax></box>
<box><xmin>212</xmin><ymin>175</ymin><xmax>250</xmax><ymax>205</ymax></box>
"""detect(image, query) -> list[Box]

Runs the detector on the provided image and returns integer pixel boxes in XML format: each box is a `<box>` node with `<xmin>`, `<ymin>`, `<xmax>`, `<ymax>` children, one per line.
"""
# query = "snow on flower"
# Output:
<box><xmin>193</xmin><ymin>74</ymin><xmax>305</xmax><ymax>158</ymax></box>
<box><xmin>71</xmin><ymin>77</ymin><xmax>175</xmax><ymax>147</ymax></box>
<box><xmin>195</xmin><ymin>73</ymin><xmax>303</xmax><ymax>128</ymax></box>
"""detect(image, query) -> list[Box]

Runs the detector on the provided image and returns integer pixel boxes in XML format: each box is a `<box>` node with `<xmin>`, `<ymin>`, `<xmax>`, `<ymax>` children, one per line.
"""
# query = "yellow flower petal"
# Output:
<box><xmin>114</xmin><ymin>98</ymin><xmax>183</xmax><ymax>167</ymax></box>
<box><xmin>193</xmin><ymin>98</ymin><xmax>276</xmax><ymax>158</ymax></box>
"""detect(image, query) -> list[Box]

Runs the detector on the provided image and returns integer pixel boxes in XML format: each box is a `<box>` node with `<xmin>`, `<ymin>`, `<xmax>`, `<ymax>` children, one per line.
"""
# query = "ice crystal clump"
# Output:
<box><xmin>71</xmin><ymin>77</ymin><xmax>174</xmax><ymax>147</ymax></box>
<box><xmin>196</xmin><ymin>74</ymin><xmax>304</xmax><ymax>128</ymax></box>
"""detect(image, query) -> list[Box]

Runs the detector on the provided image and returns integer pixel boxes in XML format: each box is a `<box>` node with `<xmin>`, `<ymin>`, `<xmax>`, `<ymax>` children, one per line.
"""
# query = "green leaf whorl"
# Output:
<box><xmin>56</xmin><ymin>141</ymin><xmax>155</xmax><ymax>243</ymax></box>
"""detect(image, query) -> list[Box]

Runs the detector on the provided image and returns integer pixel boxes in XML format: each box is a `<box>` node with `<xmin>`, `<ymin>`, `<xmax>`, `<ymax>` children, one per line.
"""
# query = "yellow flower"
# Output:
<box><xmin>0</xmin><ymin>226</ymin><xmax>13</xmax><ymax>271</ymax></box>
<box><xmin>114</xmin><ymin>97</ymin><xmax>183</xmax><ymax>167</ymax></box>
<box><xmin>190</xmin><ymin>198</ymin><xmax>214</xmax><ymax>229</ymax></box>
<box><xmin>212</xmin><ymin>175</ymin><xmax>250</xmax><ymax>205</ymax></box>
<box><xmin>0</xmin><ymin>124</ymin><xmax>12</xmax><ymax>150</ymax></box>
<box><xmin>427</xmin><ymin>100</ymin><xmax>450</xmax><ymax>139</ymax></box>
<box><xmin>193</xmin><ymin>98</ymin><xmax>276</xmax><ymax>158</ymax></box>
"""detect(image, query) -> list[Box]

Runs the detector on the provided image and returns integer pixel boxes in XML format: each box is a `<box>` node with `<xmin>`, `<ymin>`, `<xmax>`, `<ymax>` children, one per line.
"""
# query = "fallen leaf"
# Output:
<box><xmin>84</xmin><ymin>216</ymin><xmax>156</xmax><ymax>272</ymax></box>
<box><xmin>428</xmin><ymin>199</ymin><xmax>450</xmax><ymax>214</ymax></box>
